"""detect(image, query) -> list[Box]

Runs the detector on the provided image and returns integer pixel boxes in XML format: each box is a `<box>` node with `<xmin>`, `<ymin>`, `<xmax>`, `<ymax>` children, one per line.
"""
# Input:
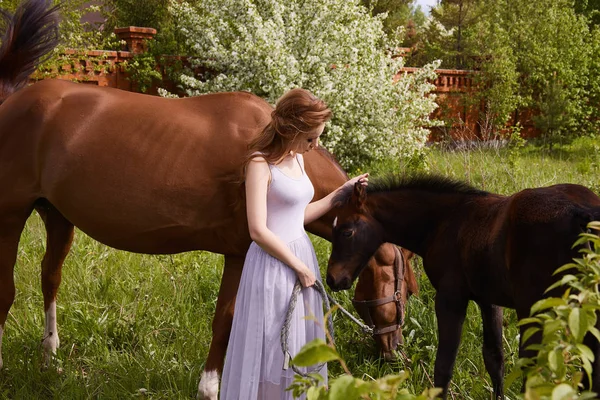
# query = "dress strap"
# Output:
<box><xmin>296</xmin><ymin>153</ymin><xmax>306</xmax><ymax>175</ymax></box>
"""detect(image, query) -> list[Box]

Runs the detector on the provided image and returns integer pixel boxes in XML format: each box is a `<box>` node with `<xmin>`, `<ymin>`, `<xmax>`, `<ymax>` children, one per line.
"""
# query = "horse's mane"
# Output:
<box><xmin>334</xmin><ymin>173</ymin><xmax>488</xmax><ymax>206</ymax></box>
<box><xmin>315</xmin><ymin>146</ymin><xmax>348</xmax><ymax>179</ymax></box>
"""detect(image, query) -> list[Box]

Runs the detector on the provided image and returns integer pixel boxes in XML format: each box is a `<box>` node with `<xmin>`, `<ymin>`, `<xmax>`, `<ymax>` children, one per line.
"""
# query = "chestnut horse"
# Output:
<box><xmin>354</xmin><ymin>246</ymin><xmax>418</xmax><ymax>361</ymax></box>
<box><xmin>0</xmin><ymin>1</ymin><xmax>417</xmax><ymax>398</ymax></box>
<box><xmin>327</xmin><ymin>174</ymin><xmax>600</xmax><ymax>399</ymax></box>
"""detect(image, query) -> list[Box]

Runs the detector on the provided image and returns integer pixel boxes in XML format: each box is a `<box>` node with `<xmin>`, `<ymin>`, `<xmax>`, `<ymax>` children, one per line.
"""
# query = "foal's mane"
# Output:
<box><xmin>334</xmin><ymin>173</ymin><xmax>488</xmax><ymax>206</ymax></box>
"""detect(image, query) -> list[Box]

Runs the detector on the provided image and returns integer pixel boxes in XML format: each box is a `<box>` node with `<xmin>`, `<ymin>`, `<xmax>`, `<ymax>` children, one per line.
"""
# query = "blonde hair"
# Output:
<box><xmin>243</xmin><ymin>88</ymin><xmax>332</xmax><ymax>173</ymax></box>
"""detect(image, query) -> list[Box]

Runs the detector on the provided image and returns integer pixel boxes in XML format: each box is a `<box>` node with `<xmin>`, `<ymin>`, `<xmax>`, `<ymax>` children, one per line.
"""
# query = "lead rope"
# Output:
<box><xmin>280</xmin><ymin>279</ymin><xmax>373</xmax><ymax>378</ymax></box>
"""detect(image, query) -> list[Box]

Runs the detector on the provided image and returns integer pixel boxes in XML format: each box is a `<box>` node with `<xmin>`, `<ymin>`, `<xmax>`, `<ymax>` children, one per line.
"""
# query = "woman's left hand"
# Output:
<box><xmin>343</xmin><ymin>173</ymin><xmax>369</xmax><ymax>190</ymax></box>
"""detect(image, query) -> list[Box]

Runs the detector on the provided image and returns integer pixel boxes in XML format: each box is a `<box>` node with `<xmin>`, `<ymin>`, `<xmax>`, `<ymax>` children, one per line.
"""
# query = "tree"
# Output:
<box><xmin>408</xmin><ymin>0</ymin><xmax>600</xmax><ymax>139</ymax></box>
<box><xmin>169</xmin><ymin>0</ymin><xmax>440</xmax><ymax>168</ymax></box>
<box><xmin>361</xmin><ymin>0</ymin><xmax>412</xmax><ymax>37</ymax></box>
<box><xmin>484</xmin><ymin>0</ymin><xmax>598</xmax><ymax>140</ymax></box>
<box><xmin>574</xmin><ymin>0</ymin><xmax>600</xmax><ymax>28</ymax></box>
<box><xmin>407</xmin><ymin>0</ymin><xmax>484</xmax><ymax>69</ymax></box>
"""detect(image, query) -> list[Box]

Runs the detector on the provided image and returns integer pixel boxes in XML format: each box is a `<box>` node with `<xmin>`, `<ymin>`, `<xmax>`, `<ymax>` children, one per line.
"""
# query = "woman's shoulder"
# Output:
<box><xmin>249</xmin><ymin>152</ymin><xmax>270</xmax><ymax>165</ymax></box>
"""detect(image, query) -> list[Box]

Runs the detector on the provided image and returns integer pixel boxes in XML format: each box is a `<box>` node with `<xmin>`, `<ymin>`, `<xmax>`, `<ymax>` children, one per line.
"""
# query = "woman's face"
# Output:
<box><xmin>293</xmin><ymin>123</ymin><xmax>325</xmax><ymax>154</ymax></box>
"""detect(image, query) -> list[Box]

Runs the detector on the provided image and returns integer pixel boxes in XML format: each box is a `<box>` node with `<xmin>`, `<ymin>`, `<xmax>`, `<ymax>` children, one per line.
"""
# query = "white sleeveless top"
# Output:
<box><xmin>265</xmin><ymin>153</ymin><xmax>314</xmax><ymax>243</ymax></box>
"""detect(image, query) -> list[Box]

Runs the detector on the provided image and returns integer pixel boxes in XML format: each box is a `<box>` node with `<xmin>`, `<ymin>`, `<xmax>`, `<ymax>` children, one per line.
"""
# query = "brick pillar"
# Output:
<box><xmin>114</xmin><ymin>27</ymin><xmax>157</xmax><ymax>54</ymax></box>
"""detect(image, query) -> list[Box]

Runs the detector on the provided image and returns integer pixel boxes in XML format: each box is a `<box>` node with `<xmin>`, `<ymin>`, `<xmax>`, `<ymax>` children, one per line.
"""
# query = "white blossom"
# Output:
<box><xmin>170</xmin><ymin>0</ymin><xmax>440</xmax><ymax>167</ymax></box>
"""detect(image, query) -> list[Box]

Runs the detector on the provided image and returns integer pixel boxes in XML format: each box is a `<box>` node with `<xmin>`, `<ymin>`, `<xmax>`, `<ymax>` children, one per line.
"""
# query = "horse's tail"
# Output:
<box><xmin>0</xmin><ymin>0</ymin><xmax>60</xmax><ymax>104</ymax></box>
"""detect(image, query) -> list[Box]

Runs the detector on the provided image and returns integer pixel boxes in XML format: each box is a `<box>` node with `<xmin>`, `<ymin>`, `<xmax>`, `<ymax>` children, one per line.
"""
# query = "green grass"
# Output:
<box><xmin>1</xmin><ymin>135</ymin><xmax>599</xmax><ymax>399</ymax></box>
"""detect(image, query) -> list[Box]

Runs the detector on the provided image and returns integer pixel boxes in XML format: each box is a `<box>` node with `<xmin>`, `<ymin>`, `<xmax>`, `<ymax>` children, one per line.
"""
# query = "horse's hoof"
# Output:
<box><xmin>383</xmin><ymin>351</ymin><xmax>397</xmax><ymax>362</ymax></box>
<box><xmin>197</xmin><ymin>370</ymin><xmax>219</xmax><ymax>400</ymax></box>
<box><xmin>41</xmin><ymin>331</ymin><xmax>60</xmax><ymax>369</ymax></box>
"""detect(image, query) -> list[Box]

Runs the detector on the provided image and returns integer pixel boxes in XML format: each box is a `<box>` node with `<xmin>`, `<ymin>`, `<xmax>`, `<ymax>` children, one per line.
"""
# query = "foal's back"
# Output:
<box><xmin>505</xmin><ymin>183</ymin><xmax>600</xmax><ymax>313</ymax></box>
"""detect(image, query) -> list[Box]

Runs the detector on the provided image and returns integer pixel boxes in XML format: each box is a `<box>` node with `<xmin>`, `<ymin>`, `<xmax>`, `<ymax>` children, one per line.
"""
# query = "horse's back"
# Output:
<box><xmin>0</xmin><ymin>80</ymin><xmax>273</xmax><ymax>253</ymax></box>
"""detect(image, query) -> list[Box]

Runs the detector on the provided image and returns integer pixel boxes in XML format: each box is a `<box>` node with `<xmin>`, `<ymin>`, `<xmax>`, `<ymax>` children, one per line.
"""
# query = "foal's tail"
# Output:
<box><xmin>0</xmin><ymin>0</ymin><xmax>60</xmax><ymax>104</ymax></box>
<box><xmin>576</xmin><ymin>206</ymin><xmax>600</xmax><ymax>234</ymax></box>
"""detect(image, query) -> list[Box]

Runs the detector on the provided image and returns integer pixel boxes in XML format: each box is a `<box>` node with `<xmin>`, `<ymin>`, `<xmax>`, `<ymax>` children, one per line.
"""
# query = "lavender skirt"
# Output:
<box><xmin>220</xmin><ymin>234</ymin><xmax>327</xmax><ymax>399</ymax></box>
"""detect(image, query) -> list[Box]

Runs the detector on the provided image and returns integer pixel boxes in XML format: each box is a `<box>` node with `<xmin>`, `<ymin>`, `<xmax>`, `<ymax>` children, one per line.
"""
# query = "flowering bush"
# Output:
<box><xmin>169</xmin><ymin>0</ymin><xmax>440</xmax><ymax>168</ymax></box>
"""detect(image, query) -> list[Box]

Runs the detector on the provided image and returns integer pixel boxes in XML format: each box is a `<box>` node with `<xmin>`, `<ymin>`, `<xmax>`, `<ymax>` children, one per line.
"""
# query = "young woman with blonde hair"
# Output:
<box><xmin>220</xmin><ymin>88</ymin><xmax>368</xmax><ymax>399</ymax></box>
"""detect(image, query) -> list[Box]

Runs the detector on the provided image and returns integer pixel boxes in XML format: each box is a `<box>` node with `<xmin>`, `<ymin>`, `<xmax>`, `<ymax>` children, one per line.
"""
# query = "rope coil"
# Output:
<box><xmin>280</xmin><ymin>279</ymin><xmax>374</xmax><ymax>377</ymax></box>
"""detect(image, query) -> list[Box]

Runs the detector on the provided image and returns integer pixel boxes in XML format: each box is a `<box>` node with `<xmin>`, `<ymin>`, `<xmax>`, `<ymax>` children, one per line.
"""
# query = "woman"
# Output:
<box><xmin>220</xmin><ymin>88</ymin><xmax>368</xmax><ymax>399</ymax></box>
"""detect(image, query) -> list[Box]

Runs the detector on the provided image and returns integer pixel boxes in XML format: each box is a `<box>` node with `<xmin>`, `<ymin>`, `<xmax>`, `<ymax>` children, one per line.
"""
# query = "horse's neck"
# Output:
<box><xmin>369</xmin><ymin>189</ymin><xmax>469</xmax><ymax>256</ymax></box>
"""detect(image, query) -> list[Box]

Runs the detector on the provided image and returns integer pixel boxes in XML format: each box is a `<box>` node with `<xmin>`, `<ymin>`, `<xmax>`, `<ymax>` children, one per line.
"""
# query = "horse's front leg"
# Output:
<box><xmin>478</xmin><ymin>302</ymin><xmax>504</xmax><ymax>399</ymax></box>
<box><xmin>434</xmin><ymin>290</ymin><xmax>469</xmax><ymax>399</ymax></box>
<box><xmin>197</xmin><ymin>254</ymin><xmax>244</xmax><ymax>400</ymax></box>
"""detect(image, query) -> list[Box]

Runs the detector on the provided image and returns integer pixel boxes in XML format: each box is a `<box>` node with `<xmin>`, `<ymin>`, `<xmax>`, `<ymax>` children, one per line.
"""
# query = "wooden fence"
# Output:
<box><xmin>31</xmin><ymin>27</ymin><xmax>539</xmax><ymax>141</ymax></box>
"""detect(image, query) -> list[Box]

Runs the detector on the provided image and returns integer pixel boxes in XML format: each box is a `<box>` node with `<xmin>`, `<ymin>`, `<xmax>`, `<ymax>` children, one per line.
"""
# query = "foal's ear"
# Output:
<box><xmin>352</xmin><ymin>181</ymin><xmax>367</xmax><ymax>210</ymax></box>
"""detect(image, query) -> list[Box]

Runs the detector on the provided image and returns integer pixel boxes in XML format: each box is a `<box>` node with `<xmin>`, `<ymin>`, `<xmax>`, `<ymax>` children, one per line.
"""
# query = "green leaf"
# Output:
<box><xmin>569</xmin><ymin>308</ymin><xmax>588</xmax><ymax>342</ymax></box>
<box><xmin>548</xmin><ymin>349</ymin><xmax>564</xmax><ymax>373</ymax></box>
<box><xmin>505</xmin><ymin>367</ymin><xmax>524</xmax><ymax>388</ymax></box>
<box><xmin>306</xmin><ymin>386</ymin><xmax>323</xmax><ymax>400</ymax></box>
<box><xmin>589</xmin><ymin>326</ymin><xmax>600</xmax><ymax>342</ymax></box>
<box><xmin>522</xmin><ymin>326</ymin><xmax>541</xmax><ymax>344</ymax></box>
<box><xmin>546</xmin><ymin>275</ymin><xmax>578</xmax><ymax>292</ymax></box>
<box><xmin>291</xmin><ymin>339</ymin><xmax>341</xmax><ymax>367</ymax></box>
<box><xmin>551</xmin><ymin>383</ymin><xmax>576</xmax><ymax>400</ymax></box>
<box><xmin>543</xmin><ymin>319</ymin><xmax>564</xmax><ymax>338</ymax></box>
<box><xmin>531</xmin><ymin>298</ymin><xmax>567</xmax><ymax>314</ymax></box>
<box><xmin>577</xmin><ymin>343</ymin><xmax>595</xmax><ymax>363</ymax></box>
<box><xmin>554</xmin><ymin>263</ymin><xmax>577</xmax><ymax>275</ymax></box>
<box><xmin>518</xmin><ymin>317</ymin><xmax>542</xmax><ymax>326</ymax></box>
<box><xmin>329</xmin><ymin>375</ymin><xmax>359</xmax><ymax>400</ymax></box>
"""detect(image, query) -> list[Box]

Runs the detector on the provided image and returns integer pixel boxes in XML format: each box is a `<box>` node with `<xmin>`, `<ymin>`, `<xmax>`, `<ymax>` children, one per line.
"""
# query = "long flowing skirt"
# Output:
<box><xmin>220</xmin><ymin>234</ymin><xmax>327</xmax><ymax>399</ymax></box>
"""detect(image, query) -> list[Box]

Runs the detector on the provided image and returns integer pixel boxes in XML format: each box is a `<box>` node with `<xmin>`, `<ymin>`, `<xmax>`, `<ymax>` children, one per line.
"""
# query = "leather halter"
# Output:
<box><xmin>352</xmin><ymin>246</ymin><xmax>406</xmax><ymax>336</ymax></box>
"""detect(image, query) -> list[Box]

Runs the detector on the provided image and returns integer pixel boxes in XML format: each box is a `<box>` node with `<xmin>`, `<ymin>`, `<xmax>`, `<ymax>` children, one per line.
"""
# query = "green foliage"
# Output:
<box><xmin>412</xmin><ymin>0</ymin><xmax>484</xmax><ymax>69</ymax></box>
<box><xmin>102</xmin><ymin>0</ymin><xmax>170</xmax><ymax>31</ymax></box>
<box><xmin>289</xmin><ymin>339</ymin><xmax>442</xmax><ymax>399</ymax></box>
<box><xmin>360</xmin><ymin>0</ymin><xmax>413</xmax><ymax>39</ymax></box>
<box><xmin>407</xmin><ymin>0</ymin><xmax>600</xmax><ymax>141</ymax></box>
<box><xmin>101</xmin><ymin>0</ymin><xmax>191</xmax><ymax>56</ymax></box>
<box><xmin>574</xmin><ymin>0</ymin><xmax>600</xmax><ymax>28</ymax></box>
<box><xmin>169</xmin><ymin>0</ymin><xmax>440</xmax><ymax>169</ymax></box>
<box><xmin>506</xmin><ymin>222</ymin><xmax>600</xmax><ymax>399</ymax></box>
<box><xmin>123</xmin><ymin>53</ymin><xmax>162</xmax><ymax>93</ymax></box>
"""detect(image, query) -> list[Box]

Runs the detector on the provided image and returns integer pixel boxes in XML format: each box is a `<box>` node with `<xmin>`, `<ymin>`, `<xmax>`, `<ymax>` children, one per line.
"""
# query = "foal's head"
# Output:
<box><xmin>327</xmin><ymin>182</ymin><xmax>384</xmax><ymax>291</ymax></box>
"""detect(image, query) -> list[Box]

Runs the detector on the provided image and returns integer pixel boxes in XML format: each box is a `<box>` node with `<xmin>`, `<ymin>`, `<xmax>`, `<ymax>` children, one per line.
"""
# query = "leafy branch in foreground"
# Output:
<box><xmin>507</xmin><ymin>221</ymin><xmax>600</xmax><ymax>399</ymax></box>
<box><xmin>287</xmin><ymin>307</ymin><xmax>442</xmax><ymax>399</ymax></box>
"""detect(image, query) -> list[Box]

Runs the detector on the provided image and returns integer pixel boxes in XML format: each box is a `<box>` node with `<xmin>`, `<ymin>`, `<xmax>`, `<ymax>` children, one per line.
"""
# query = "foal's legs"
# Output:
<box><xmin>198</xmin><ymin>254</ymin><xmax>245</xmax><ymax>400</ymax></box>
<box><xmin>0</xmin><ymin>207</ymin><xmax>33</xmax><ymax>369</ymax></box>
<box><xmin>478</xmin><ymin>302</ymin><xmax>504</xmax><ymax>400</ymax></box>
<box><xmin>434</xmin><ymin>291</ymin><xmax>469</xmax><ymax>398</ymax></box>
<box><xmin>35</xmin><ymin>203</ymin><xmax>74</xmax><ymax>365</ymax></box>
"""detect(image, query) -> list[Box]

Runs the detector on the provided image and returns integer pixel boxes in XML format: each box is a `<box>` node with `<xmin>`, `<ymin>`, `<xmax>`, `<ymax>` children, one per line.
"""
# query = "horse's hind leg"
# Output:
<box><xmin>478</xmin><ymin>302</ymin><xmax>504</xmax><ymax>400</ymax></box>
<box><xmin>198</xmin><ymin>254</ymin><xmax>244</xmax><ymax>400</ymax></box>
<box><xmin>35</xmin><ymin>202</ymin><xmax>74</xmax><ymax>365</ymax></box>
<box><xmin>0</xmin><ymin>207</ymin><xmax>34</xmax><ymax>369</ymax></box>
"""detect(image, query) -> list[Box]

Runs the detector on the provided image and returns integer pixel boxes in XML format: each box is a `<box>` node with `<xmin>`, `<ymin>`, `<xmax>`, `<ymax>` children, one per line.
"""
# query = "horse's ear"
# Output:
<box><xmin>352</xmin><ymin>182</ymin><xmax>367</xmax><ymax>210</ymax></box>
<box><xmin>403</xmin><ymin>249</ymin><xmax>419</xmax><ymax>297</ymax></box>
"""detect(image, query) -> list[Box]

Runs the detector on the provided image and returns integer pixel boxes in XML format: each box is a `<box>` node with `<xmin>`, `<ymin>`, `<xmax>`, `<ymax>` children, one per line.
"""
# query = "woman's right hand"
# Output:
<box><xmin>295</xmin><ymin>265</ymin><xmax>316</xmax><ymax>287</ymax></box>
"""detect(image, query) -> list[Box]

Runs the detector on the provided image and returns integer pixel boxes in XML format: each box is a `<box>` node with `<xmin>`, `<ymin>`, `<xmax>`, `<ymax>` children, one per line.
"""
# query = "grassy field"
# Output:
<box><xmin>0</xmin><ymin>135</ymin><xmax>598</xmax><ymax>399</ymax></box>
